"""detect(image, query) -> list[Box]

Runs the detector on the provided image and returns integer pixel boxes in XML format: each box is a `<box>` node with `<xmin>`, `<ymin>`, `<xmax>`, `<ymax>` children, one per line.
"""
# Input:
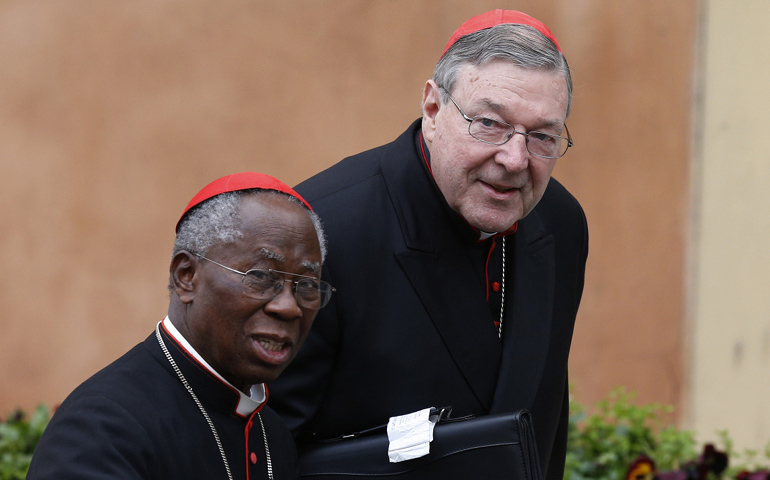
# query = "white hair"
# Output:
<box><xmin>173</xmin><ymin>189</ymin><xmax>327</xmax><ymax>260</ymax></box>
<box><xmin>434</xmin><ymin>23</ymin><xmax>572</xmax><ymax>117</ymax></box>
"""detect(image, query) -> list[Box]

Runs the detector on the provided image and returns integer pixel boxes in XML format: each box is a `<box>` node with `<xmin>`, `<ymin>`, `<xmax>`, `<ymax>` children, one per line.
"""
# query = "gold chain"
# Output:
<box><xmin>498</xmin><ymin>236</ymin><xmax>506</xmax><ymax>339</ymax></box>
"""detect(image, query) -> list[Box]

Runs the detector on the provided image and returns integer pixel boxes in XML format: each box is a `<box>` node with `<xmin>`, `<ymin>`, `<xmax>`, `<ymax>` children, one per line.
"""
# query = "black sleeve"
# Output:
<box><xmin>27</xmin><ymin>395</ymin><xmax>154</xmax><ymax>480</ymax></box>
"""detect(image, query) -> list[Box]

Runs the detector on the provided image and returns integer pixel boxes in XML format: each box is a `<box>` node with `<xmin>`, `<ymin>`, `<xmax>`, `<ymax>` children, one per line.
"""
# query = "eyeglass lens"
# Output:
<box><xmin>241</xmin><ymin>269</ymin><xmax>332</xmax><ymax>309</ymax></box>
<box><xmin>468</xmin><ymin>117</ymin><xmax>568</xmax><ymax>158</ymax></box>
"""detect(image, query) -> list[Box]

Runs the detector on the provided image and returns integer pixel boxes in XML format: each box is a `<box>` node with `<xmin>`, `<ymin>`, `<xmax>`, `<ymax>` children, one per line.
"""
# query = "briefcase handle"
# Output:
<box><xmin>312</xmin><ymin>406</ymin><xmax>474</xmax><ymax>443</ymax></box>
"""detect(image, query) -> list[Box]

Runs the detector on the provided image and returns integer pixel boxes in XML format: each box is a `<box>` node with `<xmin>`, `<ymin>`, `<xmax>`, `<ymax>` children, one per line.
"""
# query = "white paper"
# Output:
<box><xmin>386</xmin><ymin>407</ymin><xmax>438</xmax><ymax>462</ymax></box>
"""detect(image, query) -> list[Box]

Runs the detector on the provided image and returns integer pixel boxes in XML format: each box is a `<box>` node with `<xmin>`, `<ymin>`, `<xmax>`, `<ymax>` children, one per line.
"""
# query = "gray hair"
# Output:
<box><xmin>433</xmin><ymin>23</ymin><xmax>572</xmax><ymax>117</ymax></box>
<box><xmin>173</xmin><ymin>189</ymin><xmax>327</xmax><ymax>260</ymax></box>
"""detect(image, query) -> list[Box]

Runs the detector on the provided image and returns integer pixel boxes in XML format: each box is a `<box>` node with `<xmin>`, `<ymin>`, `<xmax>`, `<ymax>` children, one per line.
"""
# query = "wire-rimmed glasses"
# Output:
<box><xmin>440</xmin><ymin>86</ymin><xmax>573</xmax><ymax>159</ymax></box>
<box><xmin>193</xmin><ymin>253</ymin><xmax>335</xmax><ymax>309</ymax></box>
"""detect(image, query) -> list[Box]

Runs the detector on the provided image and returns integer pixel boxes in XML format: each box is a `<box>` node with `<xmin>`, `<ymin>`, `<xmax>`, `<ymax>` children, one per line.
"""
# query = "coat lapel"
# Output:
<box><xmin>396</xmin><ymin>248</ymin><xmax>503</xmax><ymax>410</ymax></box>
<box><xmin>491</xmin><ymin>210</ymin><xmax>555</xmax><ymax>412</ymax></box>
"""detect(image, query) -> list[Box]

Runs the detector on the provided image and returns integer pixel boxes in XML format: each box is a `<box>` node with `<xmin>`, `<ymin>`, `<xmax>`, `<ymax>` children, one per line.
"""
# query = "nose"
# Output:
<box><xmin>494</xmin><ymin>131</ymin><xmax>529</xmax><ymax>173</ymax></box>
<box><xmin>264</xmin><ymin>280</ymin><xmax>303</xmax><ymax>320</ymax></box>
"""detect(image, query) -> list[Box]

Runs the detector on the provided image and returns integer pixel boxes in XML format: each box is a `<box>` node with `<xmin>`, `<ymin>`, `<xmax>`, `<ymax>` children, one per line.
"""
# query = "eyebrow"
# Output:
<box><xmin>257</xmin><ymin>248</ymin><xmax>321</xmax><ymax>276</ymax></box>
<box><xmin>258</xmin><ymin>248</ymin><xmax>285</xmax><ymax>263</ymax></box>
<box><xmin>302</xmin><ymin>260</ymin><xmax>321</xmax><ymax>274</ymax></box>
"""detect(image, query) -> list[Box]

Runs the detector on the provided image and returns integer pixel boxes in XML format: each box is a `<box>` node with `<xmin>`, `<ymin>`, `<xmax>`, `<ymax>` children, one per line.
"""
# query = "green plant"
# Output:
<box><xmin>0</xmin><ymin>405</ymin><xmax>51</xmax><ymax>480</ymax></box>
<box><xmin>565</xmin><ymin>388</ymin><xmax>698</xmax><ymax>480</ymax></box>
<box><xmin>565</xmin><ymin>388</ymin><xmax>770</xmax><ymax>480</ymax></box>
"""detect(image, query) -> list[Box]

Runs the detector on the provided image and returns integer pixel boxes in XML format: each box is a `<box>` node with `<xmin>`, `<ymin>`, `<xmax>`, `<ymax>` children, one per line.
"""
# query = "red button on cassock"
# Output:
<box><xmin>492</xmin><ymin>282</ymin><xmax>500</xmax><ymax>292</ymax></box>
<box><xmin>250</xmin><ymin>452</ymin><xmax>258</xmax><ymax>464</ymax></box>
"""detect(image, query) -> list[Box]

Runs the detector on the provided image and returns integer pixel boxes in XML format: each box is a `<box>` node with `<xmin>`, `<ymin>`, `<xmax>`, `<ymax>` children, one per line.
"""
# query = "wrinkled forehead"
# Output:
<box><xmin>237</xmin><ymin>193</ymin><xmax>315</xmax><ymax>233</ymax></box>
<box><xmin>236</xmin><ymin>195</ymin><xmax>322</xmax><ymax>256</ymax></box>
<box><xmin>455</xmin><ymin>62</ymin><xmax>569</xmax><ymax>116</ymax></box>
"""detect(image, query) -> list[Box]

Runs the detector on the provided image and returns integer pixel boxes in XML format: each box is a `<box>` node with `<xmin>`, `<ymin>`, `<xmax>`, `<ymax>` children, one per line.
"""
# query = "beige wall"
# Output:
<box><xmin>559</xmin><ymin>2</ymin><xmax>696</xmax><ymax>416</ymax></box>
<box><xmin>687</xmin><ymin>0</ymin><xmax>770</xmax><ymax>450</ymax></box>
<box><xmin>1</xmin><ymin>0</ymin><xmax>700</xmax><ymax>442</ymax></box>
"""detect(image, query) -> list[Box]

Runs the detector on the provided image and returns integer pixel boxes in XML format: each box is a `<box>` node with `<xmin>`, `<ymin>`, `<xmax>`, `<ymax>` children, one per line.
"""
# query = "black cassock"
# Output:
<box><xmin>28</xmin><ymin>321</ymin><xmax>299</xmax><ymax>480</ymax></box>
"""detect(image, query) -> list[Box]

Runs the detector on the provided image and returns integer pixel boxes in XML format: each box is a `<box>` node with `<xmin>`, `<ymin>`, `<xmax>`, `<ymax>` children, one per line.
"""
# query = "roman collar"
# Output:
<box><xmin>158</xmin><ymin>317</ymin><xmax>266</xmax><ymax>418</ymax></box>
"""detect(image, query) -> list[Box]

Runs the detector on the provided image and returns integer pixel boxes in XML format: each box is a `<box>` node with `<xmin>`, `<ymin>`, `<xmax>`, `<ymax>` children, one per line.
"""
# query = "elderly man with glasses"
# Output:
<box><xmin>269</xmin><ymin>9</ymin><xmax>588</xmax><ymax>480</ymax></box>
<box><xmin>28</xmin><ymin>172</ymin><xmax>331</xmax><ymax>480</ymax></box>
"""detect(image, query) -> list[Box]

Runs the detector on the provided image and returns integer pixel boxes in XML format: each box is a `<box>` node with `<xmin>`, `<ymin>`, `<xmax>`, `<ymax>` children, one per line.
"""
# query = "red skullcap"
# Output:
<box><xmin>176</xmin><ymin>172</ymin><xmax>312</xmax><ymax>232</ymax></box>
<box><xmin>441</xmin><ymin>9</ymin><xmax>562</xmax><ymax>58</ymax></box>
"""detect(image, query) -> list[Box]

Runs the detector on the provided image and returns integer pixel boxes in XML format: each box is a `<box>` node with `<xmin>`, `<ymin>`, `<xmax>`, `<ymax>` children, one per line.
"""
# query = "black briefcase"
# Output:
<box><xmin>298</xmin><ymin>409</ymin><xmax>543</xmax><ymax>480</ymax></box>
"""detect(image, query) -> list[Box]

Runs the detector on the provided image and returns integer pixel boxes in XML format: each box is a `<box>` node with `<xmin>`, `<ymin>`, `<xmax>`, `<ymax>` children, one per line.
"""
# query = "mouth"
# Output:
<box><xmin>491</xmin><ymin>184</ymin><xmax>515</xmax><ymax>193</ymax></box>
<box><xmin>258</xmin><ymin>337</ymin><xmax>287</xmax><ymax>352</ymax></box>
<box><xmin>482</xmin><ymin>181</ymin><xmax>519</xmax><ymax>197</ymax></box>
<box><xmin>253</xmin><ymin>335</ymin><xmax>295</xmax><ymax>366</ymax></box>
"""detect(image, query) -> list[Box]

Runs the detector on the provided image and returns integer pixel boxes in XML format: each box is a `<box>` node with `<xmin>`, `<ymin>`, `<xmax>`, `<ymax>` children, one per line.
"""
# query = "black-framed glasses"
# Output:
<box><xmin>440</xmin><ymin>86</ymin><xmax>573</xmax><ymax>159</ymax></box>
<box><xmin>193</xmin><ymin>253</ymin><xmax>335</xmax><ymax>309</ymax></box>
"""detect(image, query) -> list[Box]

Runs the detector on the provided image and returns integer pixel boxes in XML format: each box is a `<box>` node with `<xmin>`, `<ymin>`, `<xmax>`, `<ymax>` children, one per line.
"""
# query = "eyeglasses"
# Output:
<box><xmin>440</xmin><ymin>87</ymin><xmax>573</xmax><ymax>159</ymax></box>
<box><xmin>193</xmin><ymin>253</ymin><xmax>335</xmax><ymax>309</ymax></box>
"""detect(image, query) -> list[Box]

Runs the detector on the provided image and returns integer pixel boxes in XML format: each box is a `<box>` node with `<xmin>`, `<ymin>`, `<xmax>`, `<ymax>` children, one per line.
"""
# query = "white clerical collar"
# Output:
<box><xmin>479</xmin><ymin>231</ymin><xmax>497</xmax><ymax>240</ymax></box>
<box><xmin>162</xmin><ymin>316</ymin><xmax>266</xmax><ymax>416</ymax></box>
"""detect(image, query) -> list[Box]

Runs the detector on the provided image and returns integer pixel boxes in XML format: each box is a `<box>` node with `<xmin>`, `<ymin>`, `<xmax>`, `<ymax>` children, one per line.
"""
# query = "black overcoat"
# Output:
<box><xmin>269</xmin><ymin>120</ymin><xmax>588</xmax><ymax>480</ymax></box>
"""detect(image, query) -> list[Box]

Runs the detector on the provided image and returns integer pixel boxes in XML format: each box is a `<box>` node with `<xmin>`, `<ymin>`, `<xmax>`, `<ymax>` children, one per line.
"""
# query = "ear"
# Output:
<box><xmin>170</xmin><ymin>251</ymin><xmax>198</xmax><ymax>304</ymax></box>
<box><xmin>420</xmin><ymin>79</ymin><xmax>442</xmax><ymax>146</ymax></box>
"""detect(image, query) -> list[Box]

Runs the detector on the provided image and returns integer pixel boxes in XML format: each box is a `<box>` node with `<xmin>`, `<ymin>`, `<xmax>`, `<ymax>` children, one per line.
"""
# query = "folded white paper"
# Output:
<box><xmin>386</xmin><ymin>407</ymin><xmax>438</xmax><ymax>462</ymax></box>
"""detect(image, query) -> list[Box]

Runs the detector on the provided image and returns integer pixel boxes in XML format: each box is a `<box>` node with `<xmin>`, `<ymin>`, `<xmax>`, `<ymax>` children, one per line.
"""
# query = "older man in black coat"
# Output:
<box><xmin>270</xmin><ymin>10</ymin><xmax>588</xmax><ymax>480</ymax></box>
<box><xmin>28</xmin><ymin>172</ymin><xmax>334</xmax><ymax>480</ymax></box>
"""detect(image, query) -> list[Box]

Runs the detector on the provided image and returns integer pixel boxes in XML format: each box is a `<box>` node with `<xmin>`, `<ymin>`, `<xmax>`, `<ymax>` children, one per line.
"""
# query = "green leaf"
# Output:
<box><xmin>0</xmin><ymin>405</ymin><xmax>51</xmax><ymax>480</ymax></box>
